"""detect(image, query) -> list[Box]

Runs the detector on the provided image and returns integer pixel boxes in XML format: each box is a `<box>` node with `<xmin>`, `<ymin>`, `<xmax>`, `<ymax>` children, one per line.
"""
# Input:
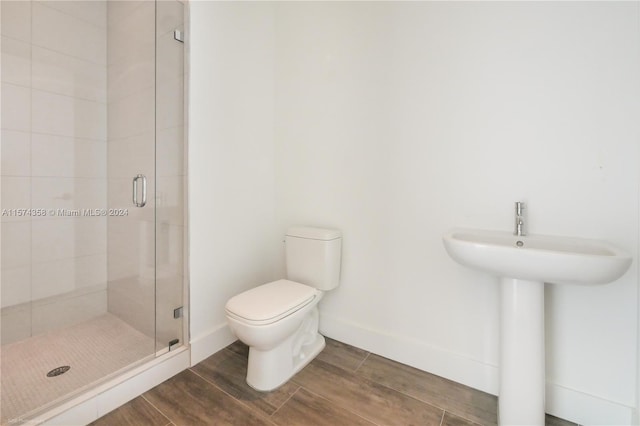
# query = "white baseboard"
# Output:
<box><xmin>546</xmin><ymin>382</ymin><xmax>635</xmax><ymax>425</ymax></box>
<box><xmin>320</xmin><ymin>311</ymin><xmax>499</xmax><ymax>395</ymax></box>
<box><xmin>36</xmin><ymin>347</ymin><xmax>190</xmax><ymax>426</ymax></box>
<box><xmin>189</xmin><ymin>322</ymin><xmax>236</xmax><ymax>365</ymax></box>
<box><xmin>320</xmin><ymin>312</ymin><xmax>634</xmax><ymax>425</ymax></box>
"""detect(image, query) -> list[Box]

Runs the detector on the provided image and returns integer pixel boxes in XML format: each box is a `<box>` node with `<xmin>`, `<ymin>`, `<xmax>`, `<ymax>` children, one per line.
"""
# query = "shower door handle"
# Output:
<box><xmin>133</xmin><ymin>174</ymin><xmax>147</xmax><ymax>207</ymax></box>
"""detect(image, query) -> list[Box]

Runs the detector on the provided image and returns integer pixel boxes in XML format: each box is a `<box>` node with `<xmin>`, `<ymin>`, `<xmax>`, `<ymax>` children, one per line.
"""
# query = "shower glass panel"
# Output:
<box><xmin>155</xmin><ymin>0</ymin><xmax>186</xmax><ymax>353</ymax></box>
<box><xmin>0</xmin><ymin>1</ymin><xmax>186</xmax><ymax>424</ymax></box>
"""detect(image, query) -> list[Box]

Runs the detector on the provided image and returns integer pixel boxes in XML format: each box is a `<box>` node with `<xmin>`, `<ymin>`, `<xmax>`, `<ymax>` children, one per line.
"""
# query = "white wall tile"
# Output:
<box><xmin>75</xmin><ymin>141</ymin><xmax>107</xmax><ymax>178</ymax></box>
<box><xmin>156</xmin><ymin>73</ymin><xmax>184</xmax><ymax>130</ymax></box>
<box><xmin>0</xmin><ymin>266</ymin><xmax>31</xmax><ymax>308</ymax></box>
<box><xmin>106</xmin><ymin>249</ymin><xmax>136</xmax><ymax>282</ymax></box>
<box><xmin>32</xmin><ymin>219</ymin><xmax>75</xmax><ymax>263</ymax></box>
<box><xmin>1</xmin><ymin>83</ymin><xmax>31</xmax><ymax>132</ymax></box>
<box><xmin>1</xmin><ymin>306</ymin><xmax>31</xmax><ymax>344</ymax></box>
<box><xmin>107</xmin><ymin>133</ymin><xmax>154</xmax><ymax>179</ymax></box>
<box><xmin>107</xmin><ymin>88</ymin><xmax>154</xmax><ymax>140</ymax></box>
<box><xmin>31</xmin><ymin>289</ymin><xmax>107</xmax><ymax>335</ymax></box>
<box><xmin>32</xmin><ymin>46</ymin><xmax>107</xmax><ymax>103</ymax></box>
<box><xmin>156</xmin><ymin>126</ymin><xmax>184</xmax><ymax>177</ymax></box>
<box><xmin>75</xmin><ymin>254</ymin><xmax>107</xmax><ymax>289</ymax></box>
<box><xmin>1</xmin><ymin>221</ymin><xmax>31</xmax><ymax>268</ymax></box>
<box><xmin>157</xmin><ymin>0</ymin><xmax>184</xmax><ymax>37</ymax></box>
<box><xmin>107</xmin><ymin>218</ymin><xmax>154</xmax><ymax>281</ymax></box>
<box><xmin>1</xmin><ymin>0</ymin><xmax>31</xmax><ymax>42</ymax></box>
<box><xmin>32</xmin><ymin>134</ymin><xmax>76</xmax><ymax>178</ymax></box>
<box><xmin>31</xmin><ymin>177</ymin><xmax>106</xmax><ymax>218</ymax></box>
<box><xmin>36</xmin><ymin>1</ymin><xmax>107</xmax><ymax>29</ymax></box>
<box><xmin>156</xmin><ymin>176</ymin><xmax>183</xmax><ymax>226</ymax></box>
<box><xmin>31</xmin><ymin>216</ymin><xmax>105</xmax><ymax>262</ymax></box>
<box><xmin>107</xmin><ymin>2</ymin><xmax>155</xmax><ymax>102</ymax></box>
<box><xmin>32</xmin><ymin>90</ymin><xmax>107</xmax><ymax>141</ymax></box>
<box><xmin>31</xmin><ymin>255</ymin><xmax>107</xmax><ymax>301</ymax></box>
<box><xmin>0</xmin><ymin>0</ymin><xmax>114</xmax><ymax>344</ymax></box>
<box><xmin>107</xmin><ymin>1</ymin><xmax>154</xmax><ymax>67</ymax></box>
<box><xmin>156</xmin><ymin>25</ymin><xmax>184</xmax><ymax>84</ymax></box>
<box><xmin>156</xmin><ymin>223</ymin><xmax>183</xmax><ymax>278</ymax></box>
<box><xmin>1</xmin><ymin>130</ymin><xmax>31</xmax><ymax>176</ymax></box>
<box><xmin>32</xmin><ymin>134</ymin><xmax>107</xmax><ymax>178</ymax></box>
<box><xmin>1</xmin><ymin>177</ymin><xmax>31</xmax><ymax>222</ymax></box>
<box><xmin>107</xmin><ymin>277</ymin><xmax>154</xmax><ymax>337</ymax></box>
<box><xmin>1</xmin><ymin>36</ymin><xmax>31</xmax><ymax>87</ymax></box>
<box><xmin>75</xmin><ymin>217</ymin><xmax>107</xmax><ymax>257</ymax></box>
<box><xmin>32</xmin><ymin>258</ymin><xmax>76</xmax><ymax>300</ymax></box>
<box><xmin>32</xmin><ymin>2</ymin><xmax>106</xmax><ymax>66</ymax></box>
<box><xmin>107</xmin><ymin>0</ymin><xmax>145</xmax><ymax>29</ymax></box>
<box><xmin>75</xmin><ymin>179</ymin><xmax>108</xmax><ymax>211</ymax></box>
<box><xmin>107</xmin><ymin>53</ymin><xmax>154</xmax><ymax>103</ymax></box>
<box><xmin>31</xmin><ymin>177</ymin><xmax>75</xmax><ymax>214</ymax></box>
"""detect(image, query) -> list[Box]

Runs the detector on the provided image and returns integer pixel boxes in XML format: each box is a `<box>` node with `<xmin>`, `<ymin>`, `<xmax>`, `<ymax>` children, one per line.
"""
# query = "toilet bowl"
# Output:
<box><xmin>226</xmin><ymin>280</ymin><xmax>326</xmax><ymax>391</ymax></box>
<box><xmin>224</xmin><ymin>227</ymin><xmax>342</xmax><ymax>391</ymax></box>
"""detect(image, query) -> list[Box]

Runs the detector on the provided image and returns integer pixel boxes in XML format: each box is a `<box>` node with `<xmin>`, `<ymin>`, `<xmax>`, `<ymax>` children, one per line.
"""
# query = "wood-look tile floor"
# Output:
<box><xmin>91</xmin><ymin>338</ymin><xmax>578</xmax><ymax>426</ymax></box>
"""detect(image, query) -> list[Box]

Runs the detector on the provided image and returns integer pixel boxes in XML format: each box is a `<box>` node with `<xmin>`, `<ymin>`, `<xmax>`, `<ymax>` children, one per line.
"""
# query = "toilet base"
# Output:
<box><xmin>246</xmin><ymin>310</ymin><xmax>326</xmax><ymax>392</ymax></box>
<box><xmin>247</xmin><ymin>334</ymin><xmax>325</xmax><ymax>392</ymax></box>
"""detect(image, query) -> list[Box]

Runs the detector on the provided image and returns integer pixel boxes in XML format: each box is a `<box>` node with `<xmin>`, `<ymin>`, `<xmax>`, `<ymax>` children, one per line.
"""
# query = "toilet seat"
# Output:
<box><xmin>225</xmin><ymin>279</ymin><xmax>318</xmax><ymax>326</ymax></box>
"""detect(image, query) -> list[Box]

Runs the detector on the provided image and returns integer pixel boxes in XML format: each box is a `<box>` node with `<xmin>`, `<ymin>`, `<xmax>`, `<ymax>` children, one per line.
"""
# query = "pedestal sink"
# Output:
<box><xmin>442</xmin><ymin>228</ymin><xmax>632</xmax><ymax>426</ymax></box>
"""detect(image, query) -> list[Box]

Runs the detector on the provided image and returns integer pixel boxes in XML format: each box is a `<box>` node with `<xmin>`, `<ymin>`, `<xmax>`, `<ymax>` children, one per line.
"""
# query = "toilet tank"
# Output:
<box><xmin>285</xmin><ymin>227</ymin><xmax>342</xmax><ymax>291</ymax></box>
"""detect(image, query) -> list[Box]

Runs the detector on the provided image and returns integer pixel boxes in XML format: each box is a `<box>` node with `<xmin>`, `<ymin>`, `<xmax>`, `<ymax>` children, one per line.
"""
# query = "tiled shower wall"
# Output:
<box><xmin>1</xmin><ymin>1</ymin><xmax>108</xmax><ymax>344</ymax></box>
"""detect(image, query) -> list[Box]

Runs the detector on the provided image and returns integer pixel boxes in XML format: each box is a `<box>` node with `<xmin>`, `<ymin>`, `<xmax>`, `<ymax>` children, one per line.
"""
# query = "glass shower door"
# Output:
<box><xmin>106</xmin><ymin>0</ymin><xmax>157</xmax><ymax>355</ymax></box>
<box><xmin>108</xmin><ymin>0</ymin><xmax>186</xmax><ymax>356</ymax></box>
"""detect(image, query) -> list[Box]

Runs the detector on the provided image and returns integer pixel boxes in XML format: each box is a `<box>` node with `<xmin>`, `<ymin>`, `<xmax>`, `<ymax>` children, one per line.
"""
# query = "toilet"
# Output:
<box><xmin>225</xmin><ymin>227</ymin><xmax>342</xmax><ymax>391</ymax></box>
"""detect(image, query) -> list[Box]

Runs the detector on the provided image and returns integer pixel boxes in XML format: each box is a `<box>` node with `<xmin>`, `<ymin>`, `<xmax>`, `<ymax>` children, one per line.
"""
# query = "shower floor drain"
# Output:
<box><xmin>46</xmin><ymin>366</ymin><xmax>70</xmax><ymax>377</ymax></box>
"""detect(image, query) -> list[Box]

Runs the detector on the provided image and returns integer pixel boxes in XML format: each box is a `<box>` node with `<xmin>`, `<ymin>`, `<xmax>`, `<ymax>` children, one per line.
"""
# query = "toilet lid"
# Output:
<box><xmin>225</xmin><ymin>279</ymin><xmax>318</xmax><ymax>325</ymax></box>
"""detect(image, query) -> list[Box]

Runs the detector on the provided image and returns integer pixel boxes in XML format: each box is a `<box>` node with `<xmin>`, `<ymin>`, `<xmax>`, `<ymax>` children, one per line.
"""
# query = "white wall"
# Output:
<box><xmin>275</xmin><ymin>2</ymin><xmax>640</xmax><ymax>423</ymax></box>
<box><xmin>188</xmin><ymin>1</ymin><xmax>280</xmax><ymax>362</ymax></box>
<box><xmin>190</xmin><ymin>2</ymin><xmax>640</xmax><ymax>423</ymax></box>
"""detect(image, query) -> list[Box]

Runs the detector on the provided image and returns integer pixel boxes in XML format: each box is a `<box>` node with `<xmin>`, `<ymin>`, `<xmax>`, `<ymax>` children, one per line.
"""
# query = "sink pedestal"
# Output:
<box><xmin>499</xmin><ymin>278</ymin><xmax>545</xmax><ymax>425</ymax></box>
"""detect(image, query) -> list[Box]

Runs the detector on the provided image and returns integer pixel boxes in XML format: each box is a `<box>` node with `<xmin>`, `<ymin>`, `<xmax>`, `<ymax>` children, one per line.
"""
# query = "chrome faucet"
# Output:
<box><xmin>514</xmin><ymin>201</ymin><xmax>526</xmax><ymax>236</ymax></box>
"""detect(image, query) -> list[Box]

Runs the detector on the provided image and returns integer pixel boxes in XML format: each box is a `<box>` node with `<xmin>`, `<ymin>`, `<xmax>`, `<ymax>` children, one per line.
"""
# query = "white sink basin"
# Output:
<box><xmin>443</xmin><ymin>228</ymin><xmax>631</xmax><ymax>285</ymax></box>
<box><xmin>443</xmin><ymin>227</ymin><xmax>632</xmax><ymax>425</ymax></box>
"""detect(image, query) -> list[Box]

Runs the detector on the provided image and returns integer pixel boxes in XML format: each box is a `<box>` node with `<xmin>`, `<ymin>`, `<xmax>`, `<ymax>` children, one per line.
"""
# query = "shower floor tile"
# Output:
<box><xmin>0</xmin><ymin>313</ymin><xmax>155</xmax><ymax>425</ymax></box>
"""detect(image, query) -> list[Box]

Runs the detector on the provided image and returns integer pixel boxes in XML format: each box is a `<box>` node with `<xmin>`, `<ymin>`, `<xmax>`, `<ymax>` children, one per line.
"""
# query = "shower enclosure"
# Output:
<box><xmin>0</xmin><ymin>1</ymin><xmax>187</xmax><ymax>423</ymax></box>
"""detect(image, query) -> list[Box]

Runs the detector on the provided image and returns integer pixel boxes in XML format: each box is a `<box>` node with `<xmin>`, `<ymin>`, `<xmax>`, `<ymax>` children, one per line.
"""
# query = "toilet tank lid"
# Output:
<box><xmin>286</xmin><ymin>227</ymin><xmax>341</xmax><ymax>241</ymax></box>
